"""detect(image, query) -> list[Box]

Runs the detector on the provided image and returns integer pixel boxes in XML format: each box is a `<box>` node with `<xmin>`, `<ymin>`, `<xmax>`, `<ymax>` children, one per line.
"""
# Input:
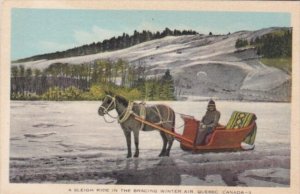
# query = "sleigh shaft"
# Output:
<box><xmin>134</xmin><ymin>116</ymin><xmax>194</xmax><ymax>144</ymax></box>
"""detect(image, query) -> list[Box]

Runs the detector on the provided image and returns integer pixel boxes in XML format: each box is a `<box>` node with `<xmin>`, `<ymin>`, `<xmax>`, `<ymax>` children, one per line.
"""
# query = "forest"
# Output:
<box><xmin>235</xmin><ymin>29</ymin><xmax>292</xmax><ymax>73</ymax></box>
<box><xmin>10</xmin><ymin>59</ymin><xmax>175</xmax><ymax>101</ymax></box>
<box><xmin>251</xmin><ymin>30</ymin><xmax>292</xmax><ymax>61</ymax></box>
<box><xmin>15</xmin><ymin>28</ymin><xmax>198</xmax><ymax>62</ymax></box>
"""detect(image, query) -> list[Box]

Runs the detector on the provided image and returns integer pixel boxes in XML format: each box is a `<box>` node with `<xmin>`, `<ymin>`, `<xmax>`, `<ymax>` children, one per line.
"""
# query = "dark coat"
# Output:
<box><xmin>201</xmin><ymin>110</ymin><xmax>221</xmax><ymax>128</ymax></box>
<box><xmin>196</xmin><ymin>109</ymin><xmax>221</xmax><ymax>145</ymax></box>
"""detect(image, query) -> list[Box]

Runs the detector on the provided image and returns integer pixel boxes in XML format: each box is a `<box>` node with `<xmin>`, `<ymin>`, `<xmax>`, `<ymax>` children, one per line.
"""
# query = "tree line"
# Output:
<box><xmin>11</xmin><ymin>60</ymin><xmax>175</xmax><ymax>101</ymax></box>
<box><xmin>251</xmin><ymin>29</ymin><xmax>292</xmax><ymax>58</ymax></box>
<box><xmin>235</xmin><ymin>28</ymin><xmax>292</xmax><ymax>58</ymax></box>
<box><xmin>15</xmin><ymin>28</ymin><xmax>198</xmax><ymax>62</ymax></box>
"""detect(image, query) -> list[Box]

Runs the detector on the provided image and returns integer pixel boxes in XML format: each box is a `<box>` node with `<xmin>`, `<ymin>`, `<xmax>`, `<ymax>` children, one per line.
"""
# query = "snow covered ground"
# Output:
<box><xmin>10</xmin><ymin>101</ymin><xmax>290</xmax><ymax>186</ymax></box>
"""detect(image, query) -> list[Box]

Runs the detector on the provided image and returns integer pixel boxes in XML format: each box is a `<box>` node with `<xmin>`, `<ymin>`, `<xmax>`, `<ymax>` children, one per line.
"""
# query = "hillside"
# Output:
<box><xmin>14</xmin><ymin>29</ymin><xmax>198</xmax><ymax>63</ymax></box>
<box><xmin>12</xmin><ymin>27</ymin><xmax>292</xmax><ymax>102</ymax></box>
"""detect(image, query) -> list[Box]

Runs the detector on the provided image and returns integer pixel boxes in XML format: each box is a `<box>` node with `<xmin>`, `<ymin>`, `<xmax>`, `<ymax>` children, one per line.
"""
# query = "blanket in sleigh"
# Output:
<box><xmin>225</xmin><ymin>111</ymin><xmax>257</xmax><ymax>145</ymax></box>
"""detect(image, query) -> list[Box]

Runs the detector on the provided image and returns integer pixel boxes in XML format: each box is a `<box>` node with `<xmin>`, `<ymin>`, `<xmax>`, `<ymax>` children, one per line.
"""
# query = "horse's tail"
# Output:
<box><xmin>170</xmin><ymin>106</ymin><xmax>176</xmax><ymax>132</ymax></box>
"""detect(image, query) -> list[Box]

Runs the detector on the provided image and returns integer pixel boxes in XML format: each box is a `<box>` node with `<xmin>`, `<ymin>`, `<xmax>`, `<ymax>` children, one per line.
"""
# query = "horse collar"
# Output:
<box><xmin>118</xmin><ymin>102</ymin><xmax>134</xmax><ymax>124</ymax></box>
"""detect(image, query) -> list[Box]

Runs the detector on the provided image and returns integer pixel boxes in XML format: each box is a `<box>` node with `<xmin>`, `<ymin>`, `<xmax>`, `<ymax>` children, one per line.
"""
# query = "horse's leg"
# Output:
<box><xmin>159</xmin><ymin>131</ymin><xmax>167</xmax><ymax>157</ymax></box>
<box><xmin>165</xmin><ymin>134</ymin><xmax>174</xmax><ymax>157</ymax></box>
<box><xmin>166</xmin><ymin>109</ymin><xmax>176</xmax><ymax>156</ymax></box>
<box><xmin>133</xmin><ymin>129</ymin><xmax>139</xmax><ymax>157</ymax></box>
<box><xmin>123</xmin><ymin>130</ymin><xmax>132</xmax><ymax>158</ymax></box>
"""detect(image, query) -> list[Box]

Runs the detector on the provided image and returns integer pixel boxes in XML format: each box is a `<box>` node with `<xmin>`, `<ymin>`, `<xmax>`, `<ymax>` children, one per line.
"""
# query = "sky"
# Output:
<box><xmin>11</xmin><ymin>8</ymin><xmax>291</xmax><ymax>60</ymax></box>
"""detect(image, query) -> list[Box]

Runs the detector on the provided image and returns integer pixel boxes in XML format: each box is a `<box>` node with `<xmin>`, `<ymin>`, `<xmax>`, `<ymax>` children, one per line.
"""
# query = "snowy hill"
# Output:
<box><xmin>12</xmin><ymin>27</ymin><xmax>291</xmax><ymax>101</ymax></box>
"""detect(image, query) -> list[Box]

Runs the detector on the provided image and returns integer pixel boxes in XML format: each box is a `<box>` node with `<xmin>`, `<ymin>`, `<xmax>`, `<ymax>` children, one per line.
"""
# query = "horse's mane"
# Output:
<box><xmin>115</xmin><ymin>95</ymin><xmax>129</xmax><ymax>107</ymax></box>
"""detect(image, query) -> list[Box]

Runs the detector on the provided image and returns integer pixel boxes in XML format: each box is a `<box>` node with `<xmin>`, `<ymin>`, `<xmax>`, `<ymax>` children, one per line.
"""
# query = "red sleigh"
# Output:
<box><xmin>135</xmin><ymin>111</ymin><xmax>257</xmax><ymax>152</ymax></box>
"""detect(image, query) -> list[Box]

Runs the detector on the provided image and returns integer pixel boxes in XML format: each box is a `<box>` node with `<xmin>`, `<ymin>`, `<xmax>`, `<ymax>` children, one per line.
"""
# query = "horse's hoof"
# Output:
<box><xmin>127</xmin><ymin>154</ymin><xmax>132</xmax><ymax>158</ymax></box>
<box><xmin>133</xmin><ymin>150</ymin><xmax>139</xmax><ymax>157</ymax></box>
<box><xmin>158</xmin><ymin>153</ymin><xmax>165</xmax><ymax>157</ymax></box>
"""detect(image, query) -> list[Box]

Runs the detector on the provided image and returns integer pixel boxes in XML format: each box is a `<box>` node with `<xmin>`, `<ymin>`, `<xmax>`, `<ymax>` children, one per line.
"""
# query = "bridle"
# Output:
<box><xmin>99</xmin><ymin>95</ymin><xmax>135</xmax><ymax>124</ymax></box>
<box><xmin>99</xmin><ymin>95</ymin><xmax>116</xmax><ymax>114</ymax></box>
<box><xmin>99</xmin><ymin>95</ymin><xmax>118</xmax><ymax>123</ymax></box>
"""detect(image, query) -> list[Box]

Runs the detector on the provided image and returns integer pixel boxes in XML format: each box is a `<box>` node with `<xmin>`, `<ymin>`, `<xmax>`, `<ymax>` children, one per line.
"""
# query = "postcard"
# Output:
<box><xmin>1</xmin><ymin>1</ymin><xmax>299</xmax><ymax>194</ymax></box>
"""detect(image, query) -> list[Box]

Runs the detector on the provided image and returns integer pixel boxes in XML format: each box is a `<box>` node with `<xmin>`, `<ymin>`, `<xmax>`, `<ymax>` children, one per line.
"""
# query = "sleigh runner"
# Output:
<box><xmin>135</xmin><ymin>111</ymin><xmax>257</xmax><ymax>152</ymax></box>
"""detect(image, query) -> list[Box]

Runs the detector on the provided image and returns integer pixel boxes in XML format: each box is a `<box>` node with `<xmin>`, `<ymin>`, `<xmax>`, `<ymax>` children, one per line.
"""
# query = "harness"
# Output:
<box><xmin>118</xmin><ymin>102</ymin><xmax>146</xmax><ymax>131</ymax></box>
<box><xmin>138</xmin><ymin>103</ymin><xmax>146</xmax><ymax>130</ymax></box>
<box><xmin>118</xmin><ymin>102</ymin><xmax>134</xmax><ymax>123</ymax></box>
<box><xmin>100</xmin><ymin>95</ymin><xmax>173</xmax><ymax>131</ymax></box>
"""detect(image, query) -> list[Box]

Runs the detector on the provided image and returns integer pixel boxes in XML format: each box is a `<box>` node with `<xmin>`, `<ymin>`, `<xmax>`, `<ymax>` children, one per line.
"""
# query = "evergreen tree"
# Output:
<box><xmin>19</xmin><ymin>65</ymin><xmax>25</xmax><ymax>95</ymax></box>
<box><xmin>235</xmin><ymin>39</ymin><xmax>249</xmax><ymax>48</ymax></box>
<box><xmin>33</xmin><ymin>68</ymin><xmax>41</xmax><ymax>94</ymax></box>
<box><xmin>160</xmin><ymin>70</ymin><xmax>175</xmax><ymax>100</ymax></box>
<box><xmin>25</xmin><ymin>67</ymin><xmax>33</xmax><ymax>94</ymax></box>
<box><xmin>11</xmin><ymin>66</ymin><xmax>19</xmax><ymax>96</ymax></box>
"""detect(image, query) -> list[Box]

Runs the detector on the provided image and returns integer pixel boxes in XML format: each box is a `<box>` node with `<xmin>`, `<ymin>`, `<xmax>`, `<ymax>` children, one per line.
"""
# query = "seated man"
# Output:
<box><xmin>195</xmin><ymin>99</ymin><xmax>221</xmax><ymax>145</ymax></box>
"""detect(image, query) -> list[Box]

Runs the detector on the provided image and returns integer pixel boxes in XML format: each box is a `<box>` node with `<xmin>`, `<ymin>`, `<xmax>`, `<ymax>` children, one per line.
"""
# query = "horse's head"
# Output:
<box><xmin>98</xmin><ymin>93</ymin><xmax>116</xmax><ymax>116</ymax></box>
